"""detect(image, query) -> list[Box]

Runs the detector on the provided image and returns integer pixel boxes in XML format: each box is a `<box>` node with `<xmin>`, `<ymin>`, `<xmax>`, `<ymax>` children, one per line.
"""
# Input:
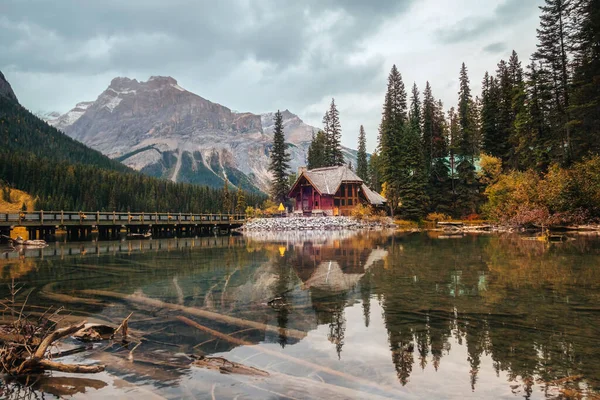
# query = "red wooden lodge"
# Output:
<box><xmin>288</xmin><ymin>166</ymin><xmax>387</xmax><ymax>216</ymax></box>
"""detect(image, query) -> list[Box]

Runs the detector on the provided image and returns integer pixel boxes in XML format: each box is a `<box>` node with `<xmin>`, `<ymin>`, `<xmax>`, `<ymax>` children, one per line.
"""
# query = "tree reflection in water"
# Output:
<box><xmin>0</xmin><ymin>231</ymin><xmax>598</xmax><ymax>398</ymax></box>
<box><xmin>259</xmin><ymin>230</ymin><xmax>600</xmax><ymax>395</ymax></box>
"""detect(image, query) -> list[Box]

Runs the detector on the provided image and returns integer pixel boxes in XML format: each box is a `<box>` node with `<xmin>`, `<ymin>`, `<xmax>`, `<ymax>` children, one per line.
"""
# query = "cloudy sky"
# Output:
<box><xmin>1</xmin><ymin>0</ymin><xmax>543</xmax><ymax>152</ymax></box>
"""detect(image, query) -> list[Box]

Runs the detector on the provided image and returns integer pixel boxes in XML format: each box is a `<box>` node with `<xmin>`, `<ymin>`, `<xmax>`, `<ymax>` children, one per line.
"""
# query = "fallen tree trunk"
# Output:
<box><xmin>40</xmin><ymin>283</ymin><xmax>105</xmax><ymax>306</ymax></box>
<box><xmin>80</xmin><ymin>289</ymin><xmax>306</xmax><ymax>340</ymax></box>
<box><xmin>177</xmin><ymin>316</ymin><xmax>403</xmax><ymax>398</ymax></box>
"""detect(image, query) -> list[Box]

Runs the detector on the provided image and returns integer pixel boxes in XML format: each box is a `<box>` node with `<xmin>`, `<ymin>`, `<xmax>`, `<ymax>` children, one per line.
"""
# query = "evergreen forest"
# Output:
<box><xmin>304</xmin><ymin>0</ymin><xmax>600</xmax><ymax>224</ymax></box>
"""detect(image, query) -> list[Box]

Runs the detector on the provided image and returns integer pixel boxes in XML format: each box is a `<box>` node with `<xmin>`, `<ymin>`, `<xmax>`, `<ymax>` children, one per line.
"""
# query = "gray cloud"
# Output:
<box><xmin>0</xmin><ymin>0</ymin><xmax>414</xmax><ymax>74</ymax></box>
<box><xmin>0</xmin><ymin>0</ymin><xmax>542</xmax><ymax>152</ymax></box>
<box><xmin>435</xmin><ymin>0</ymin><xmax>540</xmax><ymax>44</ymax></box>
<box><xmin>483</xmin><ymin>42</ymin><xmax>508</xmax><ymax>54</ymax></box>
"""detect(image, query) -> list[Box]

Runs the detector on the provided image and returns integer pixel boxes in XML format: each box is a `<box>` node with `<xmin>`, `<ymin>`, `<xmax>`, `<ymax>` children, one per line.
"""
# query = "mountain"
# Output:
<box><xmin>0</xmin><ymin>71</ymin><xmax>18</xmax><ymax>103</ymax></box>
<box><xmin>47</xmin><ymin>76</ymin><xmax>357</xmax><ymax>193</ymax></box>
<box><xmin>0</xmin><ymin>71</ymin><xmax>265</xmax><ymax>212</ymax></box>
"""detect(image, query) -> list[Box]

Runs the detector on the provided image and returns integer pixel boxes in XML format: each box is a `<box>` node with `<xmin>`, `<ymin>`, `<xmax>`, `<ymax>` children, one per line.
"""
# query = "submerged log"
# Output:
<box><xmin>40</xmin><ymin>283</ymin><xmax>105</xmax><ymax>306</ymax></box>
<box><xmin>80</xmin><ymin>289</ymin><xmax>307</xmax><ymax>340</ymax></box>
<box><xmin>73</xmin><ymin>324</ymin><xmax>115</xmax><ymax>342</ymax></box>
<box><xmin>177</xmin><ymin>316</ymin><xmax>403</xmax><ymax>398</ymax></box>
<box><xmin>192</xmin><ymin>355</ymin><xmax>269</xmax><ymax>377</ymax></box>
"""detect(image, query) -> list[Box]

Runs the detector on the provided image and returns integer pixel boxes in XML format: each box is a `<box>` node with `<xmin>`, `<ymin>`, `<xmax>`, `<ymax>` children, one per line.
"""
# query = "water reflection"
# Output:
<box><xmin>0</xmin><ymin>231</ymin><xmax>598</xmax><ymax>398</ymax></box>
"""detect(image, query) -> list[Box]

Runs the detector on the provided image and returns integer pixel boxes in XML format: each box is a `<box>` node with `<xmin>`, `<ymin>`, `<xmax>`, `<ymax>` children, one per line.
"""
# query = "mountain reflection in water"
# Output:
<box><xmin>0</xmin><ymin>231</ymin><xmax>599</xmax><ymax>399</ymax></box>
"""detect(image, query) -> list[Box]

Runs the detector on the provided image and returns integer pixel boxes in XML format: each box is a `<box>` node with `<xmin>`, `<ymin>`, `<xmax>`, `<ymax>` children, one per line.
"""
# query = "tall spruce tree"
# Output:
<box><xmin>379</xmin><ymin>65</ymin><xmax>407</xmax><ymax>217</ymax></box>
<box><xmin>327</xmin><ymin>98</ymin><xmax>345</xmax><ymax>166</ymax></box>
<box><xmin>400</xmin><ymin>123</ymin><xmax>429</xmax><ymax>219</ymax></box>
<box><xmin>525</xmin><ymin>60</ymin><xmax>552</xmax><ymax>169</ymax></box>
<box><xmin>307</xmin><ymin>130</ymin><xmax>328</xmax><ymax>169</ymax></box>
<box><xmin>534</xmin><ymin>0</ymin><xmax>574</xmax><ymax>163</ymax></box>
<box><xmin>569</xmin><ymin>0</ymin><xmax>600</xmax><ymax>159</ymax></box>
<box><xmin>422</xmin><ymin>82</ymin><xmax>436</xmax><ymax>174</ymax></box>
<box><xmin>322</xmin><ymin>110</ymin><xmax>332</xmax><ymax>165</ymax></box>
<box><xmin>368</xmin><ymin>151</ymin><xmax>382</xmax><ymax>193</ymax></box>
<box><xmin>409</xmin><ymin>83</ymin><xmax>422</xmax><ymax>138</ymax></box>
<box><xmin>429</xmin><ymin>99</ymin><xmax>452</xmax><ymax>214</ymax></box>
<box><xmin>458</xmin><ymin>63</ymin><xmax>476</xmax><ymax>161</ymax></box>
<box><xmin>495</xmin><ymin>60</ymin><xmax>513</xmax><ymax>163</ymax></box>
<box><xmin>378</xmin><ymin>65</ymin><xmax>427</xmax><ymax>219</ymax></box>
<box><xmin>235</xmin><ymin>188</ymin><xmax>246</xmax><ymax>214</ymax></box>
<box><xmin>481</xmin><ymin>72</ymin><xmax>501</xmax><ymax>158</ymax></box>
<box><xmin>222</xmin><ymin>178</ymin><xmax>232</xmax><ymax>213</ymax></box>
<box><xmin>268</xmin><ymin>110</ymin><xmax>291</xmax><ymax>204</ymax></box>
<box><xmin>455</xmin><ymin>63</ymin><xmax>480</xmax><ymax>217</ymax></box>
<box><xmin>506</xmin><ymin>51</ymin><xmax>528</xmax><ymax>169</ymax></box>
<box><xmin>447</xmin><ymin>107</ymin><xmax>460</xmax><ymax>213</ymax></box>
<box><xmin>356</xmin><ymin>125</ymin><xmax>369</xmax><ymax>182</ymax></box>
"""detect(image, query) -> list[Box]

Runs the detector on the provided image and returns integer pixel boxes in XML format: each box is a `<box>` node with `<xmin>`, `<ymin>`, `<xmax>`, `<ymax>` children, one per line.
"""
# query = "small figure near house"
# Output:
<box><xmin>288</xmin><ymin>165</ymin><xmax>386</xmax><ymax>216</ymax></box>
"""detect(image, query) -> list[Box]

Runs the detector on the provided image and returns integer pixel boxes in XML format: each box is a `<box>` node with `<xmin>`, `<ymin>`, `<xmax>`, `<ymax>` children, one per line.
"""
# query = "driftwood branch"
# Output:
<box><xmin>80</xmin><ymin>289</ymin><xmax>307</xmax><ymax>340</ymax></box>
<box><xmin>1</xmin><ymin>320</ymin><xmax>106</xmax><ymax>376</ymax></box>
<box><xmin>115</xmin><ymin>312</ymin><xmax>133</xmax><ymax>340</ymax></box>
<box><xmin>34</xmin><ymin>321</ymin><xmax>86</xmax><ymax>359</ymax></box>
<box><xmin>38</xmin><ymin>359</ymin><xmax>105</xmax><ymax>373</ymax></box>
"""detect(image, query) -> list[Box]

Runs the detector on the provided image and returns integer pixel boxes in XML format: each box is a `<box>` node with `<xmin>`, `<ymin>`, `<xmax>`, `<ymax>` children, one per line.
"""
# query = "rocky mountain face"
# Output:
<box><xmin>46</xmin><ymin>76</ymin><xmax>357</xmax><ymax>193</ymax></box>
<box><xmin>0</xmin><ymin>71</ymin><xmax>18</xmax><ymax>103</ymax></box>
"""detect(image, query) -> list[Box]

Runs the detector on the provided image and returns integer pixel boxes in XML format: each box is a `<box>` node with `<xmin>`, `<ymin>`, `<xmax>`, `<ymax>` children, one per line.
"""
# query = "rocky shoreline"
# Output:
<box><xmin>242</xmin><ymin>216</ymin><xmax>394</xmax><ymax>231</ymax></box>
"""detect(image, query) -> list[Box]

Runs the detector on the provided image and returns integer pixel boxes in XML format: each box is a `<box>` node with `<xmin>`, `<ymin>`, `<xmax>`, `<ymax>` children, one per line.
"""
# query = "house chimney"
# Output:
<box><xmin>298</xmin><ymin>166</ymin><xmax>307</xmax><ymax>175</ymax></box>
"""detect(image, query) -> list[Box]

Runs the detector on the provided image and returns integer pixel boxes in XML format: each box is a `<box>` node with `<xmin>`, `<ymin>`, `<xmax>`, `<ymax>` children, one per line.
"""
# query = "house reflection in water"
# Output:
<box><xmin>257</xmin><ymin>231</ymin><xmax>389</xmax><ymax>358</ymax></box>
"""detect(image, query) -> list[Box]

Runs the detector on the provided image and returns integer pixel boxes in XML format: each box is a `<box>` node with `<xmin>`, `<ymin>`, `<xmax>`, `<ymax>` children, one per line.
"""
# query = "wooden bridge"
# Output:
<box><xmin>0</xmin><ymin>211</ymin><xmax>246</xmax><ymax>241</ymax></box>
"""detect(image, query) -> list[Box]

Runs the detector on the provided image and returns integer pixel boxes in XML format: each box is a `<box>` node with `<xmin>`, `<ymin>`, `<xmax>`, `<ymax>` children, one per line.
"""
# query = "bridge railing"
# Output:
<box><xmin>0</xmin><ymin>211</ymin><xmax>246</xmax><ymax>225</ymax></box>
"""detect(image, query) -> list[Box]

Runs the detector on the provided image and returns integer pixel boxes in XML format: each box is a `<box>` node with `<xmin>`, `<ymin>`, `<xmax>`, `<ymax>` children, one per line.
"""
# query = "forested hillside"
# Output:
<box><xmin>0</xmin><ymin>94</ymin><xmax>265</xmax><ymax>212</ymax></box>
<box><xmin>0</xmin><ymin>96</ymin><xmax>129</xmax><ymax>172</ymax></box>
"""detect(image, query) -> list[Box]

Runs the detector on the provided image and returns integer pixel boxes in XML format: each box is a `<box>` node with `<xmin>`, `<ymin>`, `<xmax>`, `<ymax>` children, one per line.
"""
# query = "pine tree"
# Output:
<box><xmin>569</xmin><ymin>0</ymin><xmax>600</xmax><ymax>159</ymax></box>
<box><xmin>222</xmin><ymin>178</ymin><xmax>232</xmax><ymax>213</ymax></box>
<box><xmin>458</xmin><ymin>63</ymin><xmax>475</xmax><ymax>161</ymax></box>
<box><xmin>307</xmin><ymin>130</ymin><xmax>328</xmax><ymax>169</ymax></box>
<box><xmin>368</xmin><ymin>151</ymin><xmax>382</xmax><ymax>193</ymax></box>
<box><xmin>481</xmin><ymin>72</ymin><xmax>501</xmax><ymax>158</ymax></box>
<box><xmin>356</xmin><ymin>125</ymin><xmax>369</xmax><ymax>182</ymax></box>
<box><xmin>409</xmin><ymin>83</ymin><xmax>422</xmax><ymax>138</ymax></box>
<box><xmin>495</xmin><ymin>60</ymin><xmax>513</xmax><ymax>163</ymax></box>
<box><xmin>399</xmin><ymin>123</ymin><xmax>429</xmax><ymax>219</ymax></box>
<box><xmin>429</xmin><ymin>100</ymin><xmax>452</xmax><ymax>214</ymax></box>
<box><xmin>455</xmin><ymin>63</ymin><xmax>480</xmax><ymax>217</ymax></box>
<box><xmin>379</xmin><ymin>65</ymin><xmax>427</xmax><ymax>219</ymax></box>
<box><xmin>447</xmin><ymin>107</ymin><xmax>460</xmax><ymax>214</ymax></box>
<box><xmin>379</xmin><ymin>65</ymin><xmax>408</xmax><ymax>216</ymax></box>
<box><xmin>534</xmin><ymin>0</ymin><xmax>574</xmax><ymax>163</ymax></box>
<box><xmin>327</xmin><ymin>98</ymin><xmax>345</xmax><ymax>166</ymax></box>
<box><xmin>235</xmin><ymin>188</ymin><xmax>246</xmax><ymax>214</ymax></box>
<box><xmin>322</xmin><ymin>111</ymin><xmax>332</xmax><ymax>165</ymax></box>
<box><xmin>422</xmin><ymin>82</ymin><xmax>436</xmax><ymax>174</ymax></box>
<box><xmin>268</xmin><ymin>110</ymin><xmax>291</xmax><ymax>204</ymax></box>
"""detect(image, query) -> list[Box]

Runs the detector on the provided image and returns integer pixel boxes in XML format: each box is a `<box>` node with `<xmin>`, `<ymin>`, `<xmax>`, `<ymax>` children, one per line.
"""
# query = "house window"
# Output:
<box><xmin>341</xmin><ymin>199</ymin><xmax>346</xmax><ymax>206</ymax></box>
<box><xmin>348</xmin><ymin>199</ymin><xmax>353</xmax><ymax>206</ymax></box>
<box><xmin>315</xmin><ymin>201</ymin><xmax>319</xmax><ymax>207</ymax></box>
<box><xmin>334</xmin><ymin>199</ymin><xmax>340</xmax><ymax>206</ymax></box>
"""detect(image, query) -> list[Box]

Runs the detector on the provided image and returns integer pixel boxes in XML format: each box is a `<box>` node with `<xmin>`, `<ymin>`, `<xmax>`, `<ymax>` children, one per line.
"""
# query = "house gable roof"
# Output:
<box><xmin>288</xmin><ymin>165</ymin><xmax>386</xmax><ymax>206</ymax></box>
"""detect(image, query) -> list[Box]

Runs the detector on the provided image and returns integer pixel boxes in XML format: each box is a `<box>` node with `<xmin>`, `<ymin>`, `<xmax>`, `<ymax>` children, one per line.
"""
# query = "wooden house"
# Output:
<box><xmin>288</xmin><ymin>166</ymin><xmax>386</xmax><ymax>216</ymax></box>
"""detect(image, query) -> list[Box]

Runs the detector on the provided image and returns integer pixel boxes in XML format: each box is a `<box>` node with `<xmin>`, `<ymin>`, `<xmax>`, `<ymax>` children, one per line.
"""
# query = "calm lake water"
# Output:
<box><xmin>0</xmin><ymin>231</ymin><xmax>599</xmax><ymax>399</ymax></box>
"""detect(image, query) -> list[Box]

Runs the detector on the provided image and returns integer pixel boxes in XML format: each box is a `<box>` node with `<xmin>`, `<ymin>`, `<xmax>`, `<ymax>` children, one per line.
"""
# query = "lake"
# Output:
<box><xmin>0</xmin><ymin>230</ymin><xmax>599</xmax><ymax>399</ymax></box>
